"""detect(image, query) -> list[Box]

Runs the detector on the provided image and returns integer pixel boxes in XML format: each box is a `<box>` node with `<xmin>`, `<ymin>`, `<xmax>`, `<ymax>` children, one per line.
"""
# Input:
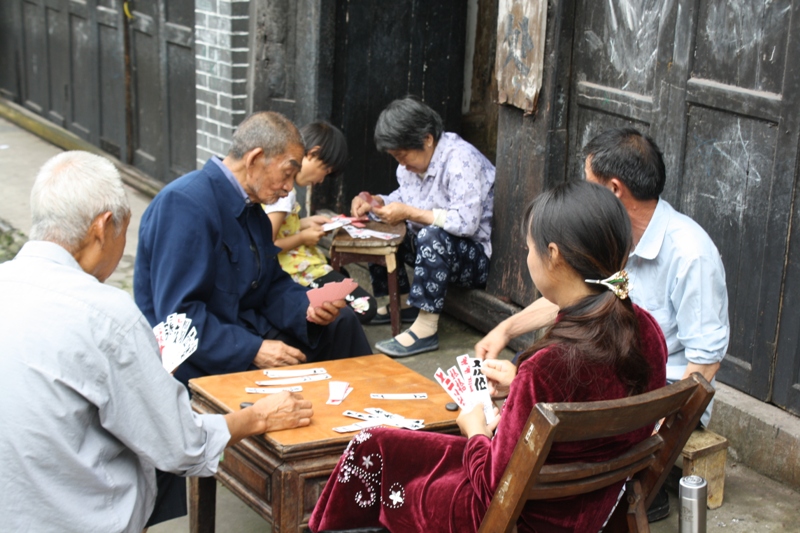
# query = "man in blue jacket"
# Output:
<box><xmin>135</xmin><ymin>112</ymin><xmax>371</xmax><ymax>385</ymax></box>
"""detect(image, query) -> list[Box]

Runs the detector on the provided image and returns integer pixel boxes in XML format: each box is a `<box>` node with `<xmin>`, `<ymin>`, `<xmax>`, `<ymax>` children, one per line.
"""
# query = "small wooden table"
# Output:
<box><xmin>329</xmin><ymin>221</ymin><xmax>406</xmax><ymax>335</ymax></box>
<box><xmin>189</xmin><ymin>355</ymin><xmax>458</xmax><ymax>533</ymax></box>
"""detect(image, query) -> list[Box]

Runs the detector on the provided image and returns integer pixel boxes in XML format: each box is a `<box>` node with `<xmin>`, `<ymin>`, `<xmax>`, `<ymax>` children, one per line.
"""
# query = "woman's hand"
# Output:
<box><xmin>457</xmin><ymin>404</ymin><xmax>501</xmax><ymax>439</ymax></box>
<box><xmin>299</xmin><ymin>226</ymin><xmax>326</xmax><ymax>246</ymax></box>
<box><xmin>481</xmin><ymin>359</ymin><xmax>517</xmax><ymax>399</ymax></box>
<box><xmin>372</xmin><ymin>202</ymin><xmax>410</xmax><ymax>225</ymax></box>
<box><xmin>351</xmin><ymin>195</ymin><xmax>378</xmax><ymax>217</ymax></box>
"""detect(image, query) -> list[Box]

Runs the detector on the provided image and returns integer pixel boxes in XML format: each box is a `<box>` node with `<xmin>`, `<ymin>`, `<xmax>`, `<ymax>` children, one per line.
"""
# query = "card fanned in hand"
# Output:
<box><xmin>307</xmin><ymin>278</ymin><xmax>358</xmax><ymax>307</ymax></box>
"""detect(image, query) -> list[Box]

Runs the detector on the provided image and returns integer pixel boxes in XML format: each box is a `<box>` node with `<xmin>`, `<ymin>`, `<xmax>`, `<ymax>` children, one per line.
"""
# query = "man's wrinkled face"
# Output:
<box><xmin>247</xmin><ymin>142</ymin><xmax>304</xmax><ymax>205</ymax></box>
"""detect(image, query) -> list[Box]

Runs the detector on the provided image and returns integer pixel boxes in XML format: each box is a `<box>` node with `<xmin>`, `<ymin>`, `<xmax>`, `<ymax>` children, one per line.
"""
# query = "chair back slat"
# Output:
<box><xmin>529</xmin><ymin>453</ymin><xmax>655</xmax><ymax>500</ymax></box>
<box><xmin>542</xmin><ymin>379</ymin><xmax>698</xmax><ymax>442</ymax></box>
<box><xmin>536</xmin><ymin>435</ymin><xmax>663</xmax><ymax>483</ymax></box>
<box><xmin>479</xmin><ymin>374</ymin><xmax>716</xmax><ymax>533</ymax></box>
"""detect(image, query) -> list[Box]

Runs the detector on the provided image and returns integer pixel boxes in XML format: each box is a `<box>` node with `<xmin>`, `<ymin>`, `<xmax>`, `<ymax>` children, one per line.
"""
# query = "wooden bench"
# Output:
<box><xmin>674</xmin><ymin>428</ymin><xmax>728</xmax><ymax>509</ymax></box>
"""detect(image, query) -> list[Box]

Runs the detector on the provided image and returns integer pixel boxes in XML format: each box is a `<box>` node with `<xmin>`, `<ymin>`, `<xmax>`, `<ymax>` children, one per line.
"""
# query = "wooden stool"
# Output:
<box><xmin>676</xmin><ymin>428</ymin><xmax>729</xmax><ymax>509</ymax></box>
<box><xmin>330</xmin><ymin>221</ymin><xmax>406</xmax><ymax>336</ymax></box>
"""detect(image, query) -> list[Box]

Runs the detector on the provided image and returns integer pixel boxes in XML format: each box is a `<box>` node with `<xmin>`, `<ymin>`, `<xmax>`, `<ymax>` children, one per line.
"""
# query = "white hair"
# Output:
<box><xmin>30</xmin><ymin>151</ymin><xmax>131</xmax><ymax>251</ymax></box>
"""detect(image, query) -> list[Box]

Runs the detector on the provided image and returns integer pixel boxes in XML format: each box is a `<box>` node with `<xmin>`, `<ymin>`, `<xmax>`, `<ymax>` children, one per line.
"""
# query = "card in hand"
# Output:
<box><xmin>307</xmin><ymin>278</ymin><xmax>358</xmax><ymax>307</ymax></box>
<box><xmin>153</xmin><ymin>312</ymin><xmax>199</xmax><ymax>374</ymax></box>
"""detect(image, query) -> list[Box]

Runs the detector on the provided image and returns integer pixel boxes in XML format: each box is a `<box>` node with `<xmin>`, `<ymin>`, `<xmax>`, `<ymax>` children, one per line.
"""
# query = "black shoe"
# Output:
<box><xmin>647</xmin><ymin>486</ymin><xmax>670</xmax><ymax>523</ymax></box>
<box><xmin>369</xmin><ymin>306</ymin><xmax>419</xmax><ymax>325</ymax></box>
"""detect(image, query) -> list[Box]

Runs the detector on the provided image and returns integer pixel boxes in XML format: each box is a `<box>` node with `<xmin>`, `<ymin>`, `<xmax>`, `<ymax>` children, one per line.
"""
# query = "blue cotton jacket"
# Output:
<box><xmin>134</xmin><ymin>159</ymin><xmax>313</xmax><ymax>385</ymax></box>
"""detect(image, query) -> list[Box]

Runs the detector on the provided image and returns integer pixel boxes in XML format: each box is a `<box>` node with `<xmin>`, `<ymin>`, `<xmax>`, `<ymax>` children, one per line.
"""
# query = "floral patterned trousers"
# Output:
<box><xmin>369</xmin><ymin>225</ymin><xmax>490</xmax><ymax>314</ymax></box>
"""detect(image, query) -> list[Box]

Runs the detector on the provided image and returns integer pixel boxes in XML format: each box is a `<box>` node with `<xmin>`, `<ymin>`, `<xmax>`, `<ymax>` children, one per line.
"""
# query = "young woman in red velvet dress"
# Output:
<box><xmin>309</xmin><ymin>181</ymin><xmax>668</xmax><ymax>533</ymax></box>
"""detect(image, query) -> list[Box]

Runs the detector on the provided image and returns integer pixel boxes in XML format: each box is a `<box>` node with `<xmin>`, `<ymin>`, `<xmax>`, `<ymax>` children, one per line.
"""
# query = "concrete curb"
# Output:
<box><xmin>709</xmin><ymin>383</ymin><xmax>800</xmax><ymax>491</ymax></box>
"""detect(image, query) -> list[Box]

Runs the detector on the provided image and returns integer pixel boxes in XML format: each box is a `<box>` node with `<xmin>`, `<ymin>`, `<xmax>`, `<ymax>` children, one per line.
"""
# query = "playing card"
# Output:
<box><xmin>264</xmin><ymin>368</ymin><xmax>327</xmax><ymax>378</ymax></box>
<box><xmin>255</xmin><ymin>373</ymin><xmax>331</xmax><ymax>386</ymax></box>
<box><xmin>468</xmin><ymin>357</ymin><xmax>496</xmax><ymax>423</ymax></box>
<box><xmin>321</xmin><ymin>220</ymin><xmax>347</xmax><ymax>232</ymax></box>
<box><xmin>307</xmin><ymin>278</ymin><xmax>358</xmax><ymax>307</ymax></box>
<box><xmin>433</xmin><ymin>367</ymin><xmax>469</xmax><ymax>408</ymax></box>
<box><xmin>369</xmin><ymin>393</ymin><xmax>428</xmax><ymax>400</ymax></box>
<box><xmin>245</xmin><ymin>386</ymin><xmax>303</xmax><ymax>394</ymax></box>
<box><xmin>332</xmin><ymin>419</ymin><xmax>383</xmax><ymax>433</ymax></box>
<box><xmin>326</xmin><ymin>381</ymin><xmax>352</xmax><ymax>405</ymax></box>
<box><xmin>153</xmin><ymin>313</ymin><xmax>199</xmax><ymax>373</ymax></box>
<box><xmin>456</xmin><ymin>354</ymin><xmax>475</xmax><ymax>395</ymax></box>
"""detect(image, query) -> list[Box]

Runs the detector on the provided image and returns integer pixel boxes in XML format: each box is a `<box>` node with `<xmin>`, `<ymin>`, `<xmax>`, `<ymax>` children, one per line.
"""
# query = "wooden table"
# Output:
<box><xmin>189</xmin><ymin>355</ymin><xmax>458</xmax><ymax>533</ymax></box>
<box><xmin>329</xmin><ymin>221</ymin><xmax>406</xmax><ymax>335</ymax></box>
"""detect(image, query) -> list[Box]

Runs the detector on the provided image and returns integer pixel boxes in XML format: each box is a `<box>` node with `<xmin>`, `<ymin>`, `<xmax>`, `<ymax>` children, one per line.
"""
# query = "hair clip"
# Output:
<box><xmin>585</xmin><ymin>270</ymin><xmax>629</xmax><ymax>300</ymax></box>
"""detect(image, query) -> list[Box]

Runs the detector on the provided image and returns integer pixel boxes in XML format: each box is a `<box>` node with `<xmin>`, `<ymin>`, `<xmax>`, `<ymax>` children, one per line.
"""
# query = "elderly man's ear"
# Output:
<box><xmin>74</xmin><ymin>211</ymin><xmax>128</xmax><ymax>282</ymax></box>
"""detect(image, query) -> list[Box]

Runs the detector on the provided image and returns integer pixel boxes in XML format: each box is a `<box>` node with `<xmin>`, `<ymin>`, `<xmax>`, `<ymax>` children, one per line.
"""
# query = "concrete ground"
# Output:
<box><xmin>2</xmin><ymin>115</ymin><xmax>800</xmax><ymax>532</ymax></box>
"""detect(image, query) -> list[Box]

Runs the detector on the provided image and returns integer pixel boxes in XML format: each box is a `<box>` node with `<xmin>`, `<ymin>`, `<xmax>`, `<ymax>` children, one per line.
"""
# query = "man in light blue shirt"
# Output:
<box><xmin>582</xmin><ymin>128</ymin><xmax>729</xmax><ymax>428</ymax></box>
<box><xmin>0</xmin><ymin>151</ymin><xmax>313</xmax><ymax>532</ymax></box>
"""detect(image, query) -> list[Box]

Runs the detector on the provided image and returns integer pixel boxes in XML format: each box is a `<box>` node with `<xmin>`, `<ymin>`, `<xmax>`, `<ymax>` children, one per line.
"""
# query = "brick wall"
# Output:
<box><xmin>194</xmin><ymin>0</ymin><xmax>250</xmax><ymax>168</ymax></box>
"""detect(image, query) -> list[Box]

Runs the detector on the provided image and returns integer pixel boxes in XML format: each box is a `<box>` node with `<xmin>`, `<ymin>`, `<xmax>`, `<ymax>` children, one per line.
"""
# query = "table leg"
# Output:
<box><xmin>190</xmin><ymin>476</ymin><xmax>217</xmax><ymax>533</ymax></box>
<box><xmin>386</xmin><ymin>253</ymin><xmax>401</xmax><ymax>336</ymax></box>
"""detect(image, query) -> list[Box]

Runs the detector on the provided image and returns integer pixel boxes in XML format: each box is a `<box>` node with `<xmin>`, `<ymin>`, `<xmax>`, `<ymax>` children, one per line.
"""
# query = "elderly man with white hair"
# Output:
<box><xmin>0</xmin><ymin>151</ymin><xmax>313</xmax><ymax>532</ymax></box>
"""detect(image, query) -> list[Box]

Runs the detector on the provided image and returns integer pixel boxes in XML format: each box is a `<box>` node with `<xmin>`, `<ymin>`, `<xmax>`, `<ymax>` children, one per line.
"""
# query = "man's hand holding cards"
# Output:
<box><xmin>306</xmin><ymin>278</ymin><xmax>358</xmax><ymax>325</ymax></box>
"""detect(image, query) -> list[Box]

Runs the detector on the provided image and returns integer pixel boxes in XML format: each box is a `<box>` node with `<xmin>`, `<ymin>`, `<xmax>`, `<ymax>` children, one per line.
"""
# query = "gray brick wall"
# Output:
<box><xmin>195</xmin><ymin>0</ymin><xmax>250</xmax><ymax>168</ymax></box>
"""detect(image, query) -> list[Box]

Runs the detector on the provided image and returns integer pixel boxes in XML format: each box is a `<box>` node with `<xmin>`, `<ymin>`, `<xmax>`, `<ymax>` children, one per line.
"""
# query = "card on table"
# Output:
<box><xmin>245</xmin><ymin>386</ymin><xmax>303</xmax><ymax>394</ymax></box>
<box><xmin>264</xmin><ymin>368</ymin><xmax>327</xmax><ymax>378</ymax></box>
<box><xmin>255</xmin><ymin>373</ymin><xmax>332</xmax><ymax>386</ymax></box>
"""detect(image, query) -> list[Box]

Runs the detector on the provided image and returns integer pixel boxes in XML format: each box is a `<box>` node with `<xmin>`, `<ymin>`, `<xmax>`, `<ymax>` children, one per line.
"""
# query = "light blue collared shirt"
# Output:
<box><xmin>381</xmin><ymin>132</ymin><xmax>495</xmax><ymax>258</ymax></box>
<box><xmin>627</xmin><ymin>199</ymin><xmax>730</xmax><ymax>426</ymax></box>
<box><xmin>0</xmin><ymin>241</ymin><xmax>230</xmax><ymax>532</ymax></box>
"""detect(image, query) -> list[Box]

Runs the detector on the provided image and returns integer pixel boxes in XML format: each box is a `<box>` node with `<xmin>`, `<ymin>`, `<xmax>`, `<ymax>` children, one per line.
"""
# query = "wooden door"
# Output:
<box><xmin>0</xmin><ymin>1</ymin><xmax>23</xmax><ymax>102</ymax></box>
<box><xmin>315</xmin><ymin>0</ymin><xmax>468</xmax><ymax>213</ymax></box>
<box><xmin>561</xmin><ymin>0</ymin><xmax>800</xmax><ymax>401</ymax></box>
<box><xmin>128</xmin><ymin>0</ymin><xmax>195</xmax><ymax>182</ymax></box>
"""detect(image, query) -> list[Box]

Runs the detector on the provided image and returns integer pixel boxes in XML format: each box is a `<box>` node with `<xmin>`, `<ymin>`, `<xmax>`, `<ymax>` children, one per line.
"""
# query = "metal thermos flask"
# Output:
<box><xmin>679</xmin><ymin>475</ymin><xmax>707</xmax><ymax>533</ymax></box>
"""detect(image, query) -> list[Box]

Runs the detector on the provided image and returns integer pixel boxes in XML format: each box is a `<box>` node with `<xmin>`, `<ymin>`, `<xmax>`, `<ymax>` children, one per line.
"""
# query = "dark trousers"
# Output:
<box><xmin>266</xmin><ymin>305</ymin><xmax>372</xmax><ymax>360</ymax></box>
<box><xmin>369</xmin><ymin>226</ymin><xmax>490</xmax><ymax>314</ymax></box>
<box><xmin>145</xmin><ymin>469</ymin><xmax>188</xmax><ymax>527</ymax></box>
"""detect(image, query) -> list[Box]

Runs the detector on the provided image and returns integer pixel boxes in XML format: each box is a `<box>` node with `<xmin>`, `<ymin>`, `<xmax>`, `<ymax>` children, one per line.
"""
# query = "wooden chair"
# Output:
<box><xmin>479</xmin><ymin>373</ymin><xmax>715</xmax><ymax>533</ymax></box>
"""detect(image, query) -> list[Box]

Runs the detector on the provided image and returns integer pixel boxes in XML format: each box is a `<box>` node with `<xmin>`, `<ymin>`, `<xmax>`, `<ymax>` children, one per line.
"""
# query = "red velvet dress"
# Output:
<box><xmin>309</xmin><ymin>306</ymin><xmax>667</xmax><ymax>533</ymax></box>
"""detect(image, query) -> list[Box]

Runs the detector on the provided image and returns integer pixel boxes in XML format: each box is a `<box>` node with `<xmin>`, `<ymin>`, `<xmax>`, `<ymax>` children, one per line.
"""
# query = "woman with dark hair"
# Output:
<box><xmin>351</xmin><ymin>96</ymin><xmax>495</xmax><ymax>357</ymax></box>
<box><xmin>310</xmin><ymin>181</ymin><xmax>668</xmax><ymax>533</ymax></box>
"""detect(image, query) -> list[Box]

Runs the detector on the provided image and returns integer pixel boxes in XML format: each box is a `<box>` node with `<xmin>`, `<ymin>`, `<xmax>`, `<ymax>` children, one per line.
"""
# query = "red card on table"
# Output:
<box><xmin>307</xmin><ymin>278</ymin><xmax>358</xmax><ymax>307</ymax></box>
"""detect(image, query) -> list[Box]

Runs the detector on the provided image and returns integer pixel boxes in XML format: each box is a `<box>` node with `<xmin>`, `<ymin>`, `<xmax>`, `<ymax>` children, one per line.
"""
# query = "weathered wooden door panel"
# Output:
<box><xmin>130</xmin><ymin>1</ymin><xmax>164</xmax><ymax>177</ymax></box>
<box><xmin>163</xmin><ymin>1</ymin><xmax>196</xmax><ymax>180</ymax></box>
<box><xmin>564</xmin><ymin>0</ymin><xmax>677</xmax><ymax>206</ymax></box>
<box><xmin>95</xmin><ymin>1</ymin><xmax>126</xmax><ymax>160</ymax></box>
<box><xmin>311</xmin><ymin>0</ymin><xmax>467</xmax><ymax>213</ymax></box>
<box><xmin>677</xmin><ymin>0</ymin><xmax>799</xmax><ymax>401</ymax></box>
<box><xmin>0</xmin><ymin>1</ymin><xmax>22</xmax><ymax>101</ymax></box>
<box><xmin>557</xmin><ymin>0</ymin><xmax>800</xmax><ymax>402</ymax></box>
<box><xmin>129</xmin><ymin>0</ymin><xmax>195</xmax><ymax>182</ymax></box>
<box><xmin>771</xmin><ymin>2</ymin><xmax>800</xmax><ymax>415</ymax></box>
<box><xmin>21</xmin><ymin>0</ymin><xmax>49</xmax><ymax>114</ymax></box>
<box><xmin>67</xmin><ymin>0</ymin><xmax>99</xmax><ymax>142</ymax></box>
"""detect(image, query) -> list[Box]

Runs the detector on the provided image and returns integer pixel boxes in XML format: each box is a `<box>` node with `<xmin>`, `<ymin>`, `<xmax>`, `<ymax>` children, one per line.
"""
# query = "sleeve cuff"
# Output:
<box><xmin>432</xmin><ymin>209</ymin><xmax>447</xmax><ymax>228</ymax></box>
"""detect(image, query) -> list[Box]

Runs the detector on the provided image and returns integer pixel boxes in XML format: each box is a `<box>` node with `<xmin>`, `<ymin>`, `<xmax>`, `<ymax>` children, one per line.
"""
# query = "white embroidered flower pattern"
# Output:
<box><xmin>336</xmin><ymin>430</ymin><xmax>406</xmax><ymax>510</ymax></box>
